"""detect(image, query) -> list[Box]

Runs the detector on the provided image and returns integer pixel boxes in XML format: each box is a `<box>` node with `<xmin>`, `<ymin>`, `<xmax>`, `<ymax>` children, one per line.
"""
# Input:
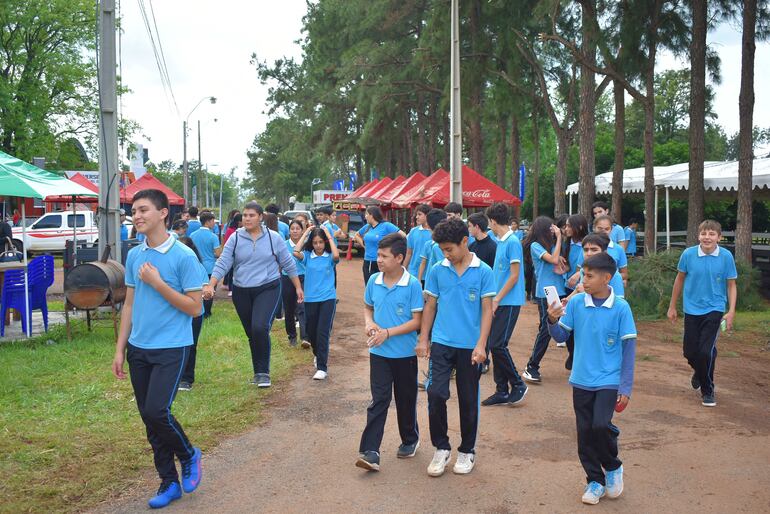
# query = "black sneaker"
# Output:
<box><xmin>250</xmin><ymin>373</ymin><xmax>271</xmax><ymax>387</ymax></box>
<box><xmin>397</xmin><ymin>440</ymin><xmax>420</xmax><ymax>458</ymax></box>
<box><xmin>481</xmin><ymin>392</ymin><xmax>509</xmax><ymax>406</ymax></box>
<box><xmin>508</xmin><ymin>384</ymin><xmax>529</xmax><ymax>405</ymax></box>
<box><xmin>289</xmin><ymin>336</ymin><xmax>298</xmax><ymax>347</ymax></box>
<box><xmin>481</xmin><ymin>363</ymin><xmax>490</xmax><ymax>374</ymax></box>
<box><xmin>702</xmin><ymin>393</ymin><xmax>716</xmax><ymax>407</ymax></box>
<box><xmin>565</xmin><ymin>355</ymin><xmax>573</xmax><ymax>371</ymax></box>
<box><xmin>355</xmin><ymin>451</ymin><xmax>380</xmax><ymax>471</ymax></box>
<box><xmin>177</xmin><ymin>381</ymin><xmax>192</xmax><ymax>391</ymax></box>
<box><xmin>691</xmin><ymin>373</ymin><xmax>701</xmax><ymax>391</ymax></box>
<box><xmin>522</xmin><ymin>369</ymin><xmax>541</xmax><ymax>383</ymax></box>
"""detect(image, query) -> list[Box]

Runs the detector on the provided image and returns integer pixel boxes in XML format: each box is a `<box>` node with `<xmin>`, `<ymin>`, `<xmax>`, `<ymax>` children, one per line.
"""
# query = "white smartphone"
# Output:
<box><xmin>544</xmin><ymin>285</ymin><xmax>560</xmax><ymax>308</ymax></box>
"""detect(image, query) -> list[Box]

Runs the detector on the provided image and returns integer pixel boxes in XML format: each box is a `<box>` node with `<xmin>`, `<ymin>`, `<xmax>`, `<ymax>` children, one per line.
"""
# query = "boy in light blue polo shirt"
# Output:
<box><xmin>481</xmin><ymin>203</ymin><xmax>528</xmax><ymax>407</ymax></box>
<box><xmin>405</xmin><ymin>204</ymin><xmax>433</xmax><ymax>280</ymax></box>
<box><xmin>112</xmin><ymin>189</ymin><xmax>205</xmax><ymax>509</ymax></box>
<box><xmin>185</xmin><ymin>206</ymin><xmax>201</xmax><ymax>236</ymax></box>
<box><xmin>417</xmin><ymin>218</ymin><xmax>495</xmax><ymax>477</ymax></box>
<box><xmin>190</xmin><ymin>212</ymin><xmax>220</xmax><ymax>318</ymax></box>
<box><xmin>623</xmin><ymin>219</ymin><xmax>638</xmax><ymax>256</ymax></box>
<box><xmin>417</xmin><ymin>208</ymin><xmax>447</xmax><ymax>283</ymax></box>
<box><xmin>547</xmin><ymin>252</ymin><xmax>637</xmax><ymax>505</ymax></box>
<box><xmin>356</xmin><ymin>234</ymin><xmax>424</xmax><ymax>472</ymax></box>
<box><xmin>667</xmin><ymin>219</ymin><xmax>737</xmax><ymax>407</ymax></box>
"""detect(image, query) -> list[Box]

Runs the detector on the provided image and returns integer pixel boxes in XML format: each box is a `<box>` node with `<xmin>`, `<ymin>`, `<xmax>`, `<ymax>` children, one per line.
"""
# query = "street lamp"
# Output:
<box><xmin>310</xmin><ymin>177</ymin><xmax>322</xmax><ymax>204</ymax></box>
<box><xmin>183</xmin><ymin>96</ymin><xmax>216</xmax><ymax>205</ymax></box>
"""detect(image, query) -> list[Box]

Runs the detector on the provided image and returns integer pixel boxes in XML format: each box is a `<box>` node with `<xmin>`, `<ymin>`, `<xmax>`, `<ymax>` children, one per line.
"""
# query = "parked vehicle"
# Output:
<box><xmin>12</xmin><ymin>210</ymin><xmax>99</xmax><ymax>252</ymax></box>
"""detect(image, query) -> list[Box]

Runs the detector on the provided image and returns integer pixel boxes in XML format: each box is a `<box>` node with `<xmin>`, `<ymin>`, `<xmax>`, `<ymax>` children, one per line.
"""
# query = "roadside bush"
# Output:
<box><xmin>625</xmin><ymin>249</ymin><xmax>764</xmax><ymax>320</ymax></box>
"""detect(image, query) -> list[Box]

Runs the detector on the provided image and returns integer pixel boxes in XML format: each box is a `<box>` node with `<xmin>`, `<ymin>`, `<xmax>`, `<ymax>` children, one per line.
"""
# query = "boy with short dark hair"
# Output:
<box><xmin>444</xmin><ymin>202</ymin><xmax>463</xmax><ymax>220</ymax></box>
<box><xmin>266</xmin><ymin>203</ymin><xmax>290</xmax><ymax>239</ymax></box>
<box><xmin>547</xmin><ymin>252</ymin><xmax>637</xmax><ymax>505</ymax></box>
<box><xmin>623</xmin><ymin>219</ymin><xmax>638</xmax><ymax>257</ymax></box>
<box><xmin>667</xmin><ymin>219</ymin><xmax>737</xmax><ymax>407</ymax></box>
<box><xmin>417</xmin><ymin>208</ymin><xmax>448</xmax><ymax>283</ymax></box>
<box><xmin>481</xmin><ymin>203</ymin><xmax>528</xmax><ymax>406</ymax></box>
<box><xmin>467</xmin><ymin>212</ymin><xmax>497</xmax><ymax>268</ymax></box>
<box><xmin>591</xmin><ymin>201</ymin><xmax>626</xmax><ymax>250</ymax></box>
<box><xmin>186</xmin><ymin>206</ymin><xmax>201</xmax><ymax>236</ymax></box>
<box><xmin>191</xmin><ymin>212</ymin><xmax>219</xmax><ymax>318</ymax></box>
<box><xmin>112</xmin><ymin>189</ymin><xmax>206</xmax><ymax>509</ymax></box>
<box><xmin>356</xmin><ymin>233</ymin><xmax>424</xmax><ymax>472</ymax></box>
<box><xmin>417</xmin><ymin>218</ymin><xmax>496</xmax><ymax>477</ymax></box>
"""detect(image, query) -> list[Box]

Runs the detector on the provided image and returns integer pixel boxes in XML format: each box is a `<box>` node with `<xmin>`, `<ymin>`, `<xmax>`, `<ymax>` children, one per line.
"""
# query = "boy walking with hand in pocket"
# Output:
<box><xmin>546</xmin><ymin>252</ymin><xmax>637</xmax><ymax>505</ymax></box>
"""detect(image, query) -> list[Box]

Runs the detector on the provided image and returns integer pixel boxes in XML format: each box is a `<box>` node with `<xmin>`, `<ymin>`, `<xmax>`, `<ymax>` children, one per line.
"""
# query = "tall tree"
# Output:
<box><xmin>577</xmin><ymin>0</ymin><xmax>598</xmax><ymax>220</ymax></box>
<box><xmin>687</xmin><ymin>0</ymin><xmax>708</xmax><ymax>245</ymax></box>
<box><xmin>736</xmin><ymin>0</ymin><xmax>756</xmax><ymax>262</ymax></box>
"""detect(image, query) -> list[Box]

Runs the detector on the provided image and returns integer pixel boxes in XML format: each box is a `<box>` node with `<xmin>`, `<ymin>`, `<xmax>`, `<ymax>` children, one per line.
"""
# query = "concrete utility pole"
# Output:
<box><xmin>197</xmin><ymin>119</ymin><xmax>202</xmax><ymax>207</ymax></box>
<box><xmin>98</xmin><ymin>0</ymin><xmax>121</xmax><ymax>260</ymax></box>
<box><xmin>182</xmin><ymin>120</ymin><xmax>189</xmax><ymax>204</ymax></box>
<box><xmin>449</xmin><ymin>0</ymin><xmax>463</xmax><ymax>203</ymax></box>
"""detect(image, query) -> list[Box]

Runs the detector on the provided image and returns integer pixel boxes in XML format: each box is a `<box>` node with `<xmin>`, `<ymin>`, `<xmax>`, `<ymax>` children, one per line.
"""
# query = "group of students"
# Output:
<box><xmin>111</xmin><ymin>188</ymin><xmax>738</xmax><ymax>509</ymax></box>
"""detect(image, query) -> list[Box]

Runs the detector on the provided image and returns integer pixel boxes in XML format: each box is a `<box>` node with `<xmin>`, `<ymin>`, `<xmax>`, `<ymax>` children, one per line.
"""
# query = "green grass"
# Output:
<box><xmin>0</xmin><ymin>302</ymin><xmax>307</xmax><ymax>513</ymax></box>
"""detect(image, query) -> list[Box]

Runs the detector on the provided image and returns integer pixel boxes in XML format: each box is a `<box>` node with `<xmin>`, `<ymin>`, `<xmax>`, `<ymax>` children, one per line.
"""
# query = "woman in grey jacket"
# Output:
<box><xmin>203</xmin><ymin>202</ymin><xmax>303</xmax><ymax>387</ymax></box>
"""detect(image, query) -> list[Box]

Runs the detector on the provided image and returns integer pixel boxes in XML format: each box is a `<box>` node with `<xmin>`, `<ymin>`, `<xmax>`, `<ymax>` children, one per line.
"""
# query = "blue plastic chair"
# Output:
<box><xmin>0</xmin><ymin>255</ymin><xmax>54</xmax><ymax>336</ymax></box>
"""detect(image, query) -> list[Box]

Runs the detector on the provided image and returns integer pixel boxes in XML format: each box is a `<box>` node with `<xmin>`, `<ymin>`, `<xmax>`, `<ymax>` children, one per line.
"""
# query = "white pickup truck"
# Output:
<box><xmin>11</xmin><ymin>210</ymin><xmax>99</xmax><ymax>252</ymax></box>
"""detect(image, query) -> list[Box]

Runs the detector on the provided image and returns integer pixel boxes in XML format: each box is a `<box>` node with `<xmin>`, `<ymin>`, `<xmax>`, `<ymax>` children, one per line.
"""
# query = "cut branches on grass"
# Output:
<box><xmin>0</xmin><ymin>302</ymin><xmax>306</xmax><ymax>514</ymax></box>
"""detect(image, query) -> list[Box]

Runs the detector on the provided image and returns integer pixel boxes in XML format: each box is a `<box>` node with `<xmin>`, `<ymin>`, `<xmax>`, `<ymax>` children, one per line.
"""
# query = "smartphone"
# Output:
<box><xmin>544</xmin><ymin>285</ymin><xmax>560</xmax><ymax>308</ymax></box>
<box><xmin>720</xmin><ymin>319</ymin><xmax>727</xmax><ymax>332</ymax></box>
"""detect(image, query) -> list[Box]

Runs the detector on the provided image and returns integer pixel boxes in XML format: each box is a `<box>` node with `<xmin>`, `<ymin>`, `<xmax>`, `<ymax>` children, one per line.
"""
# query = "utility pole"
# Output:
<box><xmin>197</xmin><ymin>119</ymin><xmax>202</xmax><ymax>207</ymax></box>
<box><xmin>98</xmin><ymin>0</ymin><xmax>121</xmax><ymax>261</ymax></box>
<box><xmin>182</xmin><ymin>121</ymin><xmax>189</xmax><ymax>205</ymax></box>
<box><xmin>449</xmin><ymin>0</ymin><xmax>463</xmax><ymax>204</ymax></box>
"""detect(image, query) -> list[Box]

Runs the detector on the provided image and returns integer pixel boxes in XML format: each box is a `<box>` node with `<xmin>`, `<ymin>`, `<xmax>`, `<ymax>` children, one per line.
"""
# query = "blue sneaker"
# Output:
<box><xmin>148</xmin><ymin>481</ymin><xmax>182</xmax><ymax>509</ymax></box>
<box><xmin>581</xmin><ymin>481</ymin><xmax>606</xmax><ymax>505</ymax></box>
<box><xmin>181</xmin><ymin>447</ymin><xmax>202</xmax><ymax>493</ymax></box>
<box><xmin>605</xmin><ymin>465</ymin><xmax>624</xmax><ymax>498</ymax></box>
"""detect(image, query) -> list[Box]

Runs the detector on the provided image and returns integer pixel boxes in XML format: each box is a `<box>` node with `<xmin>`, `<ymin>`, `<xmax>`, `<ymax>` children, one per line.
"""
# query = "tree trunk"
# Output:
<box><xmin>532</xmin><ymin>111</ymin><xmax>540</xmax><ymax>218</ymax></box>
<box><xmin>496</xmin><ymin>116</ymin><xmax>507</xmax><ymax>187</ymax></box>
<box><xmin>469</xmin><ymin>87</ymin><xmax>484</xmax><ymax>172</ymax></box>
<box><xmin>427</xmin><ymin>98</ymin><xmax>438</xmax><ymax>170</ymax></box>
<box><xmin>404</xmin><ymin>108</ymin><xmax>414</xmax><ymax>173</ymax></box>
<box><xmin>417</xmin><ymin>96</ymin><xmax>429</xmax><ymax>173</ymax></box>
<box><xmin>442</xmin><ymin>110</ymin><xmax>450</xmax><ymax>170</ymax></box>
<box><xmin>510</xmin><ymin>114</ymin><xmax>521</xmax><ymax>198</ymax></box>
<box><xmin>577</xmin><ymin>6</ymin><xmax>597</xmax><ymax>220</ymax></box>
<box><xmin>687</xmin><ymin>0</ymin><xmax>707</xmax><ymax>246</ymax></box>
<box><xmin>736</xmin><ymin>0</ymin><xmax>756</xmax><ymax>263</ymax></box>
<box><xmin>611</xmin><ymin>79</ymin><xmax>625</xmax><ymax>222</ymax></box>
<box><xmin>643</xmin><ymin>43</ymin><xmax>657</xmax><ymax>255</ymax></box>
<box><xmin>553</xmin><ymin>134</ymin><xmax>570</xmax><ymax>217</ymax></box>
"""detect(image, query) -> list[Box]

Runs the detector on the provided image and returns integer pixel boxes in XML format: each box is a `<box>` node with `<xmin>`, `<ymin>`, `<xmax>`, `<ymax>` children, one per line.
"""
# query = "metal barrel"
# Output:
<box><xmin>64</xmin><ymin>260</ymin><xmax>126</xmax><ymax>310</ymax></box>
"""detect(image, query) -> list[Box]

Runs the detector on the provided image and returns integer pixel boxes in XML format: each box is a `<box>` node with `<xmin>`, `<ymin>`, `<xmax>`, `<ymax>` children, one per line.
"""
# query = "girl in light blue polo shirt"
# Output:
<box><xmin>523</xmin><ymin>216</ymin><xmax>566</xmax><ymax>383</ymax></box>
<box><xmin>294</xmin><ymin>225</ymin><xmax>340</xmax><ymax>380</ymax></box>
<box><xmin>282</xmin><ymin>220</ymin><xmax>308</xmax><ymax>347</ymax></box>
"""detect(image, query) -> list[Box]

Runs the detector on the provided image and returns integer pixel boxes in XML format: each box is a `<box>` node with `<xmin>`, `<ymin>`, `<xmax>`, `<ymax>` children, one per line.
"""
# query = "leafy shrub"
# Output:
<box><xmin>625</xmin><ymin>249</ymin><xmax>764</xmax><ymax>320</ymax></box>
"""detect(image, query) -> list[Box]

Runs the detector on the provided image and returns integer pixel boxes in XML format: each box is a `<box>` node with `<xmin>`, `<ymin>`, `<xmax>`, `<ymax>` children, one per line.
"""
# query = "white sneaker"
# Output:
<box><xmin>556</xmin><ymin>341</ymin><xmax>567</xmax><ymax>348</ymax></box>
<box><xmin>427</xmin><ymin>449</ymin><xmax>451</xmax><ymax>477</ymax></box>
<box><xmin>227</xmin><ymin>291</ymin><xmax>233</xmax><ymax>297</ymax></box>
<box><xmin>312</xmin><ymin>370</ymin><xmax>328</xmax><ymax>380</ymax></box>
<box><xmin>313</xmin><ymin>356</ymin><xmax>317</xmax><ymax>369</ymax></box>
<box><xmin>452</xmin><ymin>451</ymin><xmax>475</xmax><ymax>474</ymax></box>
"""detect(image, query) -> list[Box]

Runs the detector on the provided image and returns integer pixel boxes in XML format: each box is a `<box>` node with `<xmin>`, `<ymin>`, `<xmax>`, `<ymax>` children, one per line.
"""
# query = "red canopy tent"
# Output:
<box><xmin>367</xmin><ymin>175</ymin><xmax>406</xmax><ymax>202</ymax></box>
<box><xmin>391</xmin><ymin>169</ymin><xmax>449</xmax><ymax>208</ymax></box>
<box><xmin>353</xmin><ymin>176</ymin><xmax>393</xmax><ymax>202</ymax></box>
<box><xmin>45</xmin><ymin>172</ymin><xmax>99</xmax><ymax>204</ymax></box>
<box><xmin>418</xmin><ymin>166</ymin><xmax>521</xmax><ymax>208</ymax></box>
<box><xmin>347</xmin><ymin>178</ymin><xmax>379</xmax><ymax>199</ymax></box>
<box><xmin>377</xmin><ymin>172</ymin><xmax>426</xmax><ymax>204</ymax></box>
<box><xmin>120</xmin><ymin>173</ymin><xmax>185</xmax><ymax>206</ymax></box>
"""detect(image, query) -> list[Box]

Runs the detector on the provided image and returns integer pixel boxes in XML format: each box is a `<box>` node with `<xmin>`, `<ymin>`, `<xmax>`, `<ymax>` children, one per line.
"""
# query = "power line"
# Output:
<box><xmin>136</xmin><ymin>0</ymin><xmax>179</xmax><ymax>117</ymax></box>
<box><xmin>148</xmin><ymin>0</ymin><xmax>179</xmax><ymax>114</ymax></box>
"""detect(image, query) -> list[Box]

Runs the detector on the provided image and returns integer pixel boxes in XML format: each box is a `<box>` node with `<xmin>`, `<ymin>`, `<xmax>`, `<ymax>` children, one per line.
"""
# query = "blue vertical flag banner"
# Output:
<box><xmin>349</xmin><ymin>171</ymin><xmax>357</xmax><ymax>189</ymax></box>
<box><xmin>519</xmin><ymin>164</ymin><xmax>526</xmax><ymax>200</ymax></box>
<box><xmin>332</xmin><ymin>180</ymin><xmax>345</xmax><ymax>191</ymax></box>
<box><xmin>371</xmin><ymin>168</ymin><xmax>379</xmax><ymax>180</ymax></box>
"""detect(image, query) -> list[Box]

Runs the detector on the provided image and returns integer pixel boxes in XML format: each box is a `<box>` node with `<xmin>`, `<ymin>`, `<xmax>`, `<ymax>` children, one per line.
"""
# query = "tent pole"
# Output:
<box><xmin>654</xmin><ymin>187</ymin><xmax>659</xmax><ymax>254</ymax></box>
<box><xmin>21</xmin><ymin>201</ymin><xmax>30</xmax><ymax>337</ymax></box>
<box><xmin>569</xmin><ymin>193</ymin><xmax>573</xmax><ymax>215</ymax></box>
<box><xmin>665</xmin><ymin>187</ymin><xmax>670</xmax><ymax>251</ymax></box>
<box><xmin>72</xmin><ymin>195</ymin><xmax>78</xmax><ymax>265</ymax></box>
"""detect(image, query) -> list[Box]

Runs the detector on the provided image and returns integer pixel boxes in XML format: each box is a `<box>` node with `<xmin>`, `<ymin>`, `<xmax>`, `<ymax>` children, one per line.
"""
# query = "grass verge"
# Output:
<box><xmin>0</xmin><ymin>301</ymin><xmax>307</xmax><ymax>513</ymax></box>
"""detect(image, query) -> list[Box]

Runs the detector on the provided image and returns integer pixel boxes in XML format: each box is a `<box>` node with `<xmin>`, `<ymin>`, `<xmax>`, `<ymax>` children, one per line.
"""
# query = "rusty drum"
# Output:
<box><xmin>64</xmin><ymin>260</ymin><xmax>127</xmax><ymax>310</ymax></box>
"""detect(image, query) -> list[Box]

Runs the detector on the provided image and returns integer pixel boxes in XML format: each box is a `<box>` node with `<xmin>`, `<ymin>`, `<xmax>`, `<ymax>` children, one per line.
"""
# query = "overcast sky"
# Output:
<box><xmin>119</xmin><ymin>1</ymin><xmax>770</xmax><ymax>180</ymax></box>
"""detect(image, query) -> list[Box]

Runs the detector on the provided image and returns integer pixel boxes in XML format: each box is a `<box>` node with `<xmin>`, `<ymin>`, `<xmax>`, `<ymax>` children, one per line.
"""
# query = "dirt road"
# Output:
<box><xmin>105</xmin><ymin>259</ymin><xmax>770</xmax><ymax>513</ymax></box>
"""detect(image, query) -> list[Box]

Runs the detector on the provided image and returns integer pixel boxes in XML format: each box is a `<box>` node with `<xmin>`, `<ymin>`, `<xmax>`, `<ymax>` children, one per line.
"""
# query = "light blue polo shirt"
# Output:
<box><xmin>677</xmin><ymin>245</ymin><xmax>738</xmax><ymax>315</ymax></box>
<box><xmin>300</xmin><ymin>250</ymin><xmax>336</xmax><ymax>302</ymax></box>
<box><xmin>514</xmin><ymin>229</ymin><xmax>526</xmax><ymax>241</ymax></box>
<box><xmin>420</xmin><ymin>239</ymin><xmax>444</xmax><ymax>280</ymax></box>
<box><xmin>606</xmin><ymin>240</ymin><xmax>628</xmax><ymax>269</ymax></box>
<box><xmin>424</xmin><ymin>255</ymin><xmax>496</xmax><ymax>349</ymax></box>
<box><xmin>322</xmin><ymin>220</ymin><xmax>340</xmax><ymax>246</ymax></box>
<box><xmin>624</xmin><ymin>226</ymin><xmax>637</xmax><ymax>255</ymax></box>
<box><xmin>278</xmin><ymin>220</ymin><xmax>290</xmax><ymax>240</ymax></box>
<box><xmin>531</xmin><ymin>242</ymin><xmax>566</xmax><ymax>298</ymax></box>
<box><xmin>190</xmin><ymin>226</ymin><xmax>219</xmax><ymax>275</ymax></box>
<box><xmin>358</xmin><ymin>221</ymin><xmax>400</xmax><ymax>260</ymax></box>
<box><xmin>567</xmin><ymin>241</ymin><xmax>583</xmax><ymax>277</ymax></box>
<box><xmin>559</xmin><ymin>289</ymin><xmax>637</xmax><ymax>390</ymax></box>
<box><xmin>283</xmin><ymin>238</ymin><xmax>305</xmax><ymax>276</ymax></box>
<box><xmin>186</xmin><ymin>219</ymin><xmax>201</xmax><ymax>236</ymax></box>
<box><xmin>610</xmin><ymin>224</ymin><xmax>626</xmax><ymax>244</ymax></box>
<box><xmin>579</xmin><ymin>268</ymin><xmax>625</xmax><ymax>297</ymax></box>
<box><xmin>406</xmin><ymin>226</ymin><xmax>432</xmax><ymax>277</ymax></box>
<box><xmin>364</xmin><ymin>268</ymin><xmax>424</xmax><ymax>358</ymax></box>
<box><xmin>492</xmin><ymin>230</ymin><xmax>525</xmax><ymax>306</ymax></box>
<box><xmin>125</xmin><ymin>235</ymin><xmax>207</xmax><ymax>349</ymax></box>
